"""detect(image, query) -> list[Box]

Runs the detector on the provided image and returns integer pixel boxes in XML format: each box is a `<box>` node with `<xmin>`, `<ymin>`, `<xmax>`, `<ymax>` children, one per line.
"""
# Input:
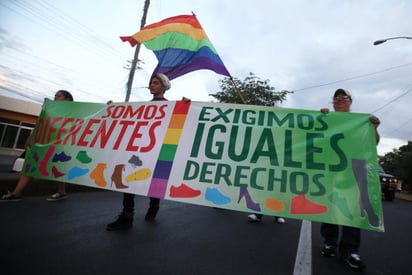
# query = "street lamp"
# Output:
<box><xmin>373</xmin><ymin>36</ymin><xmax>412</xmax><ymax>46</ymax></box>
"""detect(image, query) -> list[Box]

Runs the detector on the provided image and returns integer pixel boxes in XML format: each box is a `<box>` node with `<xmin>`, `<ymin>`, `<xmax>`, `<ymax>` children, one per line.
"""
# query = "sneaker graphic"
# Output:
<box><xmin>67</xmin><ymin>166</ymin><xmax>90</xmax><ymax>180</ymax></box>
<box><xmin>205</xmin><ymin>187</ymin><xmax>231</xmax><ymax>205</ymax></box>
<box><xmin>170</xmin><ymin>183</ymin><xmax>201</xmax><ymax>198</ymax></box>
<box><xmin>52</xmin><ymin>151</ymin><xmax>72</xmax><ymax>162</ymax></box>
<box><xmin>290</xmin><ymin>194</ymin><xmax>328</xmax><ymax>215</ymax></box>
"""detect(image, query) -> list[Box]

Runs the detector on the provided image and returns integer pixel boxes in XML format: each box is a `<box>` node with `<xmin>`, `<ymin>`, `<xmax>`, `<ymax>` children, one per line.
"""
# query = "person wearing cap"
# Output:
<box><xmin>319</xmin><ymin>88</ymin><xmax>381</xmax><ymax>270</ymax></box>
<box><xmin>106</xmin><ymin>73</ymin><xmax>190</xmax><ymax>231</ymax></box>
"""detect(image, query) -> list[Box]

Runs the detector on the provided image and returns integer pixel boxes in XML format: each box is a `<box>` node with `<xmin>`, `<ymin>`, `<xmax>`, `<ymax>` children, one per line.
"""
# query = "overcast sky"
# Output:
<box><xmin>1</xmin><ymin>0</ymin><xmax>411</xmax><ymax>155</ymax></box>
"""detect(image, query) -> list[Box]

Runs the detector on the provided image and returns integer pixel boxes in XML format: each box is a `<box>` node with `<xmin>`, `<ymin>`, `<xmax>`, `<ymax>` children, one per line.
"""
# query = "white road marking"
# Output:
<box><xmin>293</xmin><ymin>220</ymin><xmax>312</xmax><ymax>275</ymax></box>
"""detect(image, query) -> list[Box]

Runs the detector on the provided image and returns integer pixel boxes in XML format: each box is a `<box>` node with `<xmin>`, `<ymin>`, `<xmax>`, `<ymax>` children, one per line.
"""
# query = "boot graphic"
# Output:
<box><xmin>205</xmin><ymin>187</ymin><xmax>231</xmax><ymax>205</ymax></box>
<box><xmin>125</xmin><ymin>168</ymin><xmax>151</xmax><ymax>182</ymax></box>
<box><xmin>39</xmin><ymin>146</ymin><xmax>55</xmax><ymax>176</ymax></box>
<box><xmin>290</xmin><ymin>194</ymin><xmax>327</xmax><ymax>215</ymax></box>
<box><xmin>351</xmin><ymin>159</ymin><xmax>380</xmax><ymax>227</ymax></box>
<box><xmin>110</xmin><ymin>164</ymin><xmax>128</xmax><ymax>189</ymax></box>
<box><xmin>237</xmin><ymin>187</ymin><xmax>261</xmax><ymax>212</ymax></box>
<box><xmin>170</xmin><ymin>183</ymin><xmax>201</xmax><ymax>198</ymax></box>
<box><xmin>265</xmin><ymin>197</ymin><xmax>285</xmax><ymax>211</ymax></box>
<box><xmin>90</xmin><ymin>163</ymin><xmax>107</xmax><ymax>187</ymax></box>
<box><xmin>76</xmin><ymin>151</ymin><xmax>92</xmax><ymax>164</ymax></box>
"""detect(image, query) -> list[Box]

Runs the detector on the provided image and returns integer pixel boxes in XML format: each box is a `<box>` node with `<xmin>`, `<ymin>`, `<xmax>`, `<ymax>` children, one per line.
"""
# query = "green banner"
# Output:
<box><xmin>23</xmin><ymin>100</ymin><xmax>384</xmax><ymax>231</ymax></box>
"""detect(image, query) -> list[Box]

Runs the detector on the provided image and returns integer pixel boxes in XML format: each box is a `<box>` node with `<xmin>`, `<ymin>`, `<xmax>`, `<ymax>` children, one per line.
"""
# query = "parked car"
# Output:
<box><xmin>379</xmin><ymin>165</ymin><xmax>400</xmax><ymax>201</ymax></box>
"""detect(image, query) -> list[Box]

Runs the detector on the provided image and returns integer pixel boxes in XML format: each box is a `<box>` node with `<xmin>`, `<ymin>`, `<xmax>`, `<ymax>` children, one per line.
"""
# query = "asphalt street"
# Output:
<box><xmin>1</xmin><ymin>174</ymin><xmax>411</xmax><ymax>275</ymax></box>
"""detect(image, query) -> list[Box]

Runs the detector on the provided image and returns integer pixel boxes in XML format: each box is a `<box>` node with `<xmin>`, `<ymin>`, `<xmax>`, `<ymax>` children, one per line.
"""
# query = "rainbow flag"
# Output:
<box><xmin>120</xmin><ymin>14</ymin><xmax>231</xmax><ymax>80</ymax></box>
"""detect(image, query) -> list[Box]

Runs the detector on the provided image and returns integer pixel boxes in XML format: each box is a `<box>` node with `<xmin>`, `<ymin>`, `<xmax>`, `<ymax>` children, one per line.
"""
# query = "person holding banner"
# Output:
<box><xmin>0</xmin><ymin>90</ymin><xmax>74</xmax><ymax>202</ymax></box>
<box><xmin>106</xmin><ymin>73</ymin><xmax>190</xmax><ymax>231</ymax></box>
<box><xmin>319</xmin><ymin>88</ymin><xmax>381</xmax><ymax>270</ymax></box>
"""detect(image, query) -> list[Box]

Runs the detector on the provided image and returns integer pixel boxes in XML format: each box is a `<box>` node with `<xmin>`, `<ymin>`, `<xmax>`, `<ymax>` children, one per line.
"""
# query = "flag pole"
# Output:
<box><xmin>229</xmin><ymin>77</ymin><xmax>246</xmax><ymax>104</ymax></box>
<box><xmin>125</xmin><ymin>0</ymin><xmax>151</xmax><ymax>102</ymax></box>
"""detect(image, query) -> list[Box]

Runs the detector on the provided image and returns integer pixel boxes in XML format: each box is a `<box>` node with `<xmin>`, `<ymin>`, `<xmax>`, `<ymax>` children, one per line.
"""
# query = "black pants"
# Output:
<box><xmin>122</xmin><ymin>193</ymin><xmax>160</xmax><ymax>214</ymax></box>
<box><xmin>320</xmin><ymin>223</ymin><xmax>360</xmax><ymax>256</ymax></box>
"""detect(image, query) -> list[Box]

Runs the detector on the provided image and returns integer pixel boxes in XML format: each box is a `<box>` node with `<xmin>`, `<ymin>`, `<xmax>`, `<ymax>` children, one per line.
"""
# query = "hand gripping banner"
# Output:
<box><xmin>23</xmin><ymin>100</ymin><xmax>384</xmax><ymax>231</ymax></box>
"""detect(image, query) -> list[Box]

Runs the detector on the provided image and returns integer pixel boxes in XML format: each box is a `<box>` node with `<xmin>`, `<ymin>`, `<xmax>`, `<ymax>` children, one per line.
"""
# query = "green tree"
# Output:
<box><xmin>210</xmin><ymin>73</ymin><xmax>292</xmax><ymax>106</ymax></box>
<box><xmin>379</xmin><ymin>141</ymin><xmax>412</xmax><ymax>193</ymax></box>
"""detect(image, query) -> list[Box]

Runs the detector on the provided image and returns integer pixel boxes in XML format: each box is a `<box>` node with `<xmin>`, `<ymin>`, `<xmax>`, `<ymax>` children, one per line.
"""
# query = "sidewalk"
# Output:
<box><xmin>396</xmin><ymin>190</ymin><xmax>412</xmax><ymax>202</ymax></box>
<box><xmin>0</xmin><ymin>172</ymin><xmax>99</xmax><ymax>196</ymax></box>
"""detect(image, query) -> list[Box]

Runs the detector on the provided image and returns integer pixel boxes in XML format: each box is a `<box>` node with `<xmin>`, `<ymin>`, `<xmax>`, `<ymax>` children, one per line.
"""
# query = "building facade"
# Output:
<box><xmin>0</xmin><ymin>95</ymin><xmax>41</xmax><ymax>170</ymax></box>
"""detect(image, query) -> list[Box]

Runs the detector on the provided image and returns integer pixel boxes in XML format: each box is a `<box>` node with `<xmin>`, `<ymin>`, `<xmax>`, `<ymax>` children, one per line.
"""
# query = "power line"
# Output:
<box><xmin>371</xmin><ymin>86</ymin><xmax>412</xmax><ymax>114</ymax></box>
<box><xmin>292</xmin><ymin>62</ymin><xmax>412</xmax><ymax>92</ymax></box>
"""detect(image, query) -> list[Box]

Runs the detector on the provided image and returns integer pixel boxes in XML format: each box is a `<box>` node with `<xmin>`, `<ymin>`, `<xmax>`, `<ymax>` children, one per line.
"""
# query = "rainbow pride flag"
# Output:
<box><xmin>120</xmin><ymin>14</ymin><xmax>231</xmax><ymax>80</ymax></box>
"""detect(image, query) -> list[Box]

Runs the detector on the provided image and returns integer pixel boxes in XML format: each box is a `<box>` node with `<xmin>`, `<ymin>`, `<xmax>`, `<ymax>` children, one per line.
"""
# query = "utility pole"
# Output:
<box><xmin>124</xmin><ymin>0</ymin><xmax>151</xmax><ymax>102</ymax></box>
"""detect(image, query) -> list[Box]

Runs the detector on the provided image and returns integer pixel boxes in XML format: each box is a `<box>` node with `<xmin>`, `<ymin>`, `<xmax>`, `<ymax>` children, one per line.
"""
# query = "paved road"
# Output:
<box><xmin>1</xmin><ymin>191</ymin><xmax>411</xmax><ymax>275</ymax></box>
<box><xmin>1</xmin><ymin>176</ymin><xmax>411</xmax><ymax>275</ymax></box>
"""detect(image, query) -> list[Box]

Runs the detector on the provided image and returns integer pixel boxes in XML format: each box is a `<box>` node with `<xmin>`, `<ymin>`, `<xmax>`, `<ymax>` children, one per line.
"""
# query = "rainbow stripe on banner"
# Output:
<box><xmin>147</xmin><ymin>101</ymin><xmax>191</xmax><ymax>198</ymax></box>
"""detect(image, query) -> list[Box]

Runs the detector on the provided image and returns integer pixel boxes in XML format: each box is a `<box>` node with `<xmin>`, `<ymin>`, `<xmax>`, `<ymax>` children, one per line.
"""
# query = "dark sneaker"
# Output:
<box><xmin>344</xmin><ymin>253</ymin><xmax>365</xmax><ymax>270</ymax></box>
<box><xmin>321</xmin><ymin>243</ymin><xmax>336</xmax><ymax>257</ymax></box>
<box><xmin>106</xmin><ymin>213</ymin><xmax>133</xmax><ymax>231</ymax></box>
<box><xmin>275</xmin><ymin>217</ymin><xmax>286</xmax><ymax>224</ymax></box>
<box><xmin>0</xmin><ymin>191</ymin><xmax>22</xmax><ymax>202</ymax></box>
<box><xmin>46</xmin><ymin>193</ymin><xmax>67</xmax><ymax>201</ymax></box>
<box><xmin>145</xmin><ymin>207</ymin><xmax>159</xmax><ymax>221</ymax></box>
<box><xmin>247</xmin><ymin>214</ymin><xmax>262</xmax><ymax>223</ymax></box>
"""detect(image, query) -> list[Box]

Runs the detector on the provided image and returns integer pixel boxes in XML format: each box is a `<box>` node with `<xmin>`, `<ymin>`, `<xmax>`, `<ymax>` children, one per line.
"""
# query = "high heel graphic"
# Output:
<box><xmin>90</xmin><ymin>163</ymin><xmax>107</xmax><ymax>187</ymax></box>
<box><xmin>125</xmin><ymin>168</ymin><xmax>151</xmax><ymax>182</ymax></box>
<box><xmin>52</xmin><ymin>166</ymin><xmax>65</xmax><ymax>178</ymax></box>
<box><xmin>39</xmin><ymin>146</ymin><xmax>55</xmax><ymax>176</ymax></box>
<box><xmin>237</xmin><ymin>187</ymin><xmax>261</xmax><ymax>212</ymax></box>
<box><xmin>205</xmin><ymin>187</ymin><xmax>231</xmax><ymax>205</ymax></box>
<box><xmin>110</xmin><ymin>164</ymin><xmax>127</xmax><ymax>189</ymax></box>
<box><xmin>351</xmin><ymin>159</ymin><xmax>380</xmax><ymax>227</ymax></box>
<box><xmin>170</xmin><ymin>183</ymin><xmax>201</xmax><ymax>198</ymax></box>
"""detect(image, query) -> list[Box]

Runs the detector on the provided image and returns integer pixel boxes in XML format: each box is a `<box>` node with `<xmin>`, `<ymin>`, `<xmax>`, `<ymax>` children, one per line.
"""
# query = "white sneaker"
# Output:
<box><xmin>275</xmin><ymin>217</ymin><xmax>286</xmax><ymax>224</ymax></box>
<box><xmin>247</xmin><ymin>214</ymin><xmax>262</xmax><ymax>222</ymax></box>
<box><xmin>46</xmin><ymin>192</ymin><xmax>67</xmax><ymax>201</ymax></box>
